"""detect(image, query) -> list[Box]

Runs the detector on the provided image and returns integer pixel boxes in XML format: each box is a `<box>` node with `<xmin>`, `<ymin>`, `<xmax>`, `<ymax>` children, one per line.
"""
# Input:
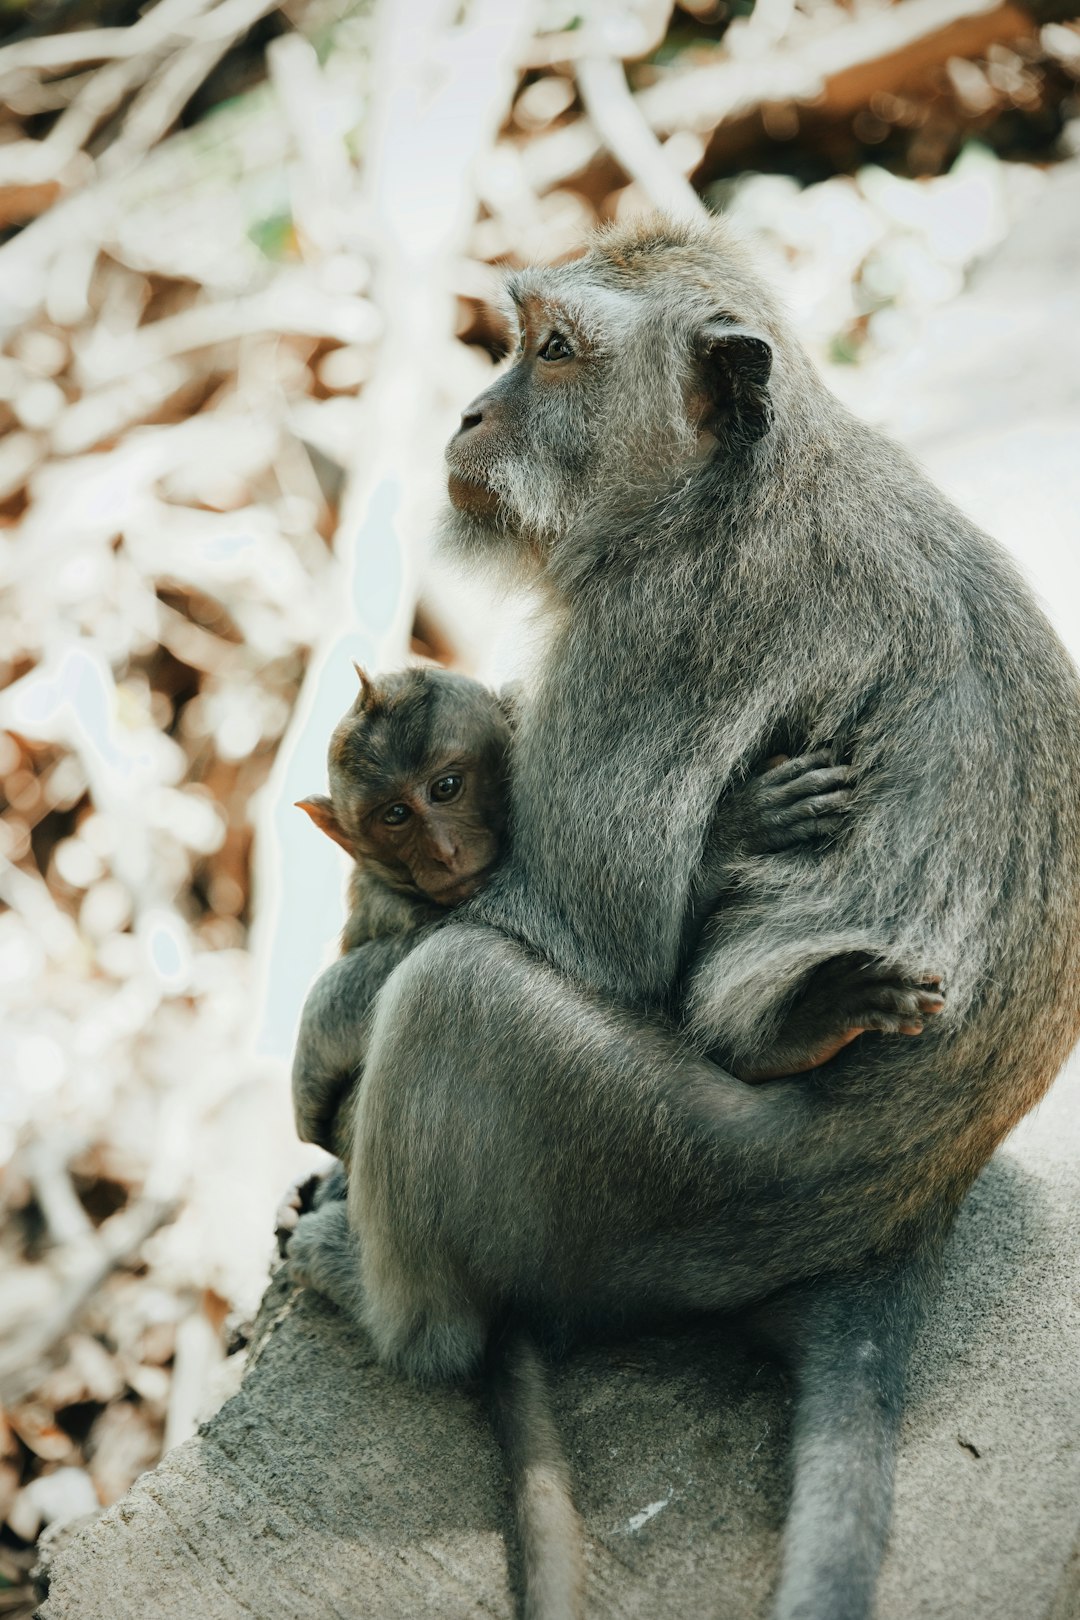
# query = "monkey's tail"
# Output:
<box><xmin>487</xmin><ymin>1322</ymin><xmax>585</xmax><ymax>1620</ymax></box>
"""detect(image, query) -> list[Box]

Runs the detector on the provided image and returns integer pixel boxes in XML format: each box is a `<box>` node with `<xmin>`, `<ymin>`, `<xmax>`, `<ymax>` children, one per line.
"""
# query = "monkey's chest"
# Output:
<box><xmin>496</xmin><ymin>688</ymin><xmax>740</xmax><ymax>1003</ymax></box>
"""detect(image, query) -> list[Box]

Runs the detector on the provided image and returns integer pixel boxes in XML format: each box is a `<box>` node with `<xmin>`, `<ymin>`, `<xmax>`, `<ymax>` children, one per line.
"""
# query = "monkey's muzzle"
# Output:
<box><xmin>447</xmin><ymin>472</ymin><xmax>502</xmax><ymax>520</ymax></box>
<box><xmin>429</xmin><ymin>863</ymin><xmax>496</xmax><ymax>906</ymax></box>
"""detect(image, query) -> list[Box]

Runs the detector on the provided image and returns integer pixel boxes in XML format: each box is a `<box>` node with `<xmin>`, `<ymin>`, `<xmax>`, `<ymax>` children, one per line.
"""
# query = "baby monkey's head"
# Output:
<box><xmin>299</xmin><ymin>665</ymin><xmax>512</xmax><ymax>907</ymax></box>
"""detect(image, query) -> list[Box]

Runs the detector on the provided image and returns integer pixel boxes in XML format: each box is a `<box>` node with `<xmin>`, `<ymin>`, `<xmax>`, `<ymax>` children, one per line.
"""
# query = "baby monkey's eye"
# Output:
<box><xmin>430</xmin><ymin>773</ymin><xmax>463</xmax><ymax>803</ymax></box>
<box><xmin>383</xmin><ymin>803</ymin><xmax>411</xmax><ymax>827</ymax></box>
<box><xmin>538</xmin><ymin>333</ymin><xmax>572</xmax><ymax>362</ymax></box>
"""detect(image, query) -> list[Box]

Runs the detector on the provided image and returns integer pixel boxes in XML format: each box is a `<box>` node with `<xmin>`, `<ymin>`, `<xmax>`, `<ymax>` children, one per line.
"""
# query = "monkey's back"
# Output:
<box><xmin>825</xmin><ymin>431</ymin><xmax>1080</xmax><ymax>1102</ymax></box>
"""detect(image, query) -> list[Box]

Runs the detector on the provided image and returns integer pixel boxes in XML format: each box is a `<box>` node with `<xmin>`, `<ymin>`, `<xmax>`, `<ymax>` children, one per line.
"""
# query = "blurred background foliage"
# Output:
<box><xmin>0</xmin><ymin>0</ymin><xmax>1078</xmax><ymax>1609</ymax></box>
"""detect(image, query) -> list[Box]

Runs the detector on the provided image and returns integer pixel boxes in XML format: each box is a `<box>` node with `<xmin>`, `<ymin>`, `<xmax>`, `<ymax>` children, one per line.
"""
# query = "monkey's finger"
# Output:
<box><xmin>757</xmin><ymin>750</ymin><xmax>834</xmax><ymax>786</ymax></box>
<box><xmin>856</xmin><ymin>985</ymin><xmax>945</xmax><ymax>1022</ymax></box>
<box><xmin>859</xmin><ymin>1011</ymin><xmax>926</xmax><ymax>1036</ymax></box>
<box><xmin>766</xmin><ymin>765</ymin><xmax>857</xmax><ymax>806</ymax></box>
<box><xmin>772</xmin><ymin>789</ymin><xmax>855</xmax><ymax>822</ymax></box>
<box><xmin>274</xmin><ymin>1171</ymin><xmax>322</xmax><ymax>1256</ymax></box>
<box><xmin>860</xmin><ymin>970</ymin><xmax>946</xmax><ymax>1006</ymax></box>
<box><xmin>763</xmin><ymin>814</ymin><xmax>849</xmax><ymax>849</ymax></box>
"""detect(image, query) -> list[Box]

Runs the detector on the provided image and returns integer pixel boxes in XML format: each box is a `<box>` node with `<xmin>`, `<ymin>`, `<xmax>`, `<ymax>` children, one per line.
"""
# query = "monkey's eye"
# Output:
<box><xmin>383</xmin><ymin>803</ymin><xmax>411</xmax><ymax>827</ymax></box>
<box><xmin>538</xmin><ymin>333</ymin><xmax>572</xmax><ymax>362</ymax></box>
<box><xmin>430</xmin><ymin>773</ymin><xmax>463</xmax><ymax>804</ymax></box>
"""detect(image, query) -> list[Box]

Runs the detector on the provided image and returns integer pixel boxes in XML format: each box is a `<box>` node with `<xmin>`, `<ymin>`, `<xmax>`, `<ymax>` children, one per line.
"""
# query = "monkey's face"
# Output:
<box><xmin>444</xmin><ymin>283</ymin><xmax>604</xmax><ymax>564</ymax></box>
<box><xmin>346</xmin><ymin>749</ymin><xmax>508</xmax><ymax>906</ymax></box>
<box><xmin>442</xmin><ymin>220</ymin><xmax>780</xmax><ymax>570</ymax></box>
<box><xmin>301</xmin><ymin>669</ymin><xmax>512</xmax><ymax>908</ymax></box>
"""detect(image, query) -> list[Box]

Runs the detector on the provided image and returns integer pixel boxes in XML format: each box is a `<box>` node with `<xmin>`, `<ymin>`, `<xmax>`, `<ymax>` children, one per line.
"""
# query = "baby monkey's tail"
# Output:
<box><xmin>487</xmin><ymin>1321</ymin><xmax>585</xmax><ymax>1620</ymax></box>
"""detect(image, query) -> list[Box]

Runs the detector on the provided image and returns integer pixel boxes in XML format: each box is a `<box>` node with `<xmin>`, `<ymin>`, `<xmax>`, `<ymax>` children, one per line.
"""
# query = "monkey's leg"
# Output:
<box><xmin>286</xmin><ymin>1200</ymin><xmax>367</xmax><ymax>1323</ymax></box>
<box><xmin>759</xmin><ymin>1250</ymin><xmax>936</xmax><ymax>1620</ymax></box>
<box><xmin>344</xmin><ymin>923</ymin><xmax>882</xmax><ymax>1362</ymax></box>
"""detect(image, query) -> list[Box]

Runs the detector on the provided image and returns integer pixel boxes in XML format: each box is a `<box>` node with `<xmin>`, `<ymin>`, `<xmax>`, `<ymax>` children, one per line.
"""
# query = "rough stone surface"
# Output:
<box><xmin>38</xmin><ymin>162</ymin><xmax>1080</xmax><ymax>1620</ymax></box>
<box><xmin>36</xmin><ymin>1055</ymin><xmax>1080</xmax><ymax>1620</ymax></box>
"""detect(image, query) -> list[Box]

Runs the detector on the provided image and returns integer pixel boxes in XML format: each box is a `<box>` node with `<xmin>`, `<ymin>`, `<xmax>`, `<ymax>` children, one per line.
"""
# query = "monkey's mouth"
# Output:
<box><xmin>430</xmin><ymin>863</ymin><xmax>496</xmax><ymax>905</ymax></box>
<box><xmin>447</xmin><ymin>472</ymin><xmax>502</xmax><ymax>520</ymax></box>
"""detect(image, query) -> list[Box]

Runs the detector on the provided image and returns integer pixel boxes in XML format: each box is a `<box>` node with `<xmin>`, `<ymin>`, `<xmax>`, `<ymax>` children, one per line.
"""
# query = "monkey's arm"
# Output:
<box><xmin>691</xmin><ymin>752</ymin><xmax>854</xmax><ymax>920</ymax></box>
<box><xmin>293</xmin><ymin>931</ymin><xmax>434</xmax><ymax>1151</ymax></box>
<box><xmin>684</xmin><ymin>754</ymin><xmax>944</xmax><ymax>1079</ymax></box>
<box><xmin>341</xmin><ymin>869</ymin><xmax>442</xmax><ymax>950</ymax></box>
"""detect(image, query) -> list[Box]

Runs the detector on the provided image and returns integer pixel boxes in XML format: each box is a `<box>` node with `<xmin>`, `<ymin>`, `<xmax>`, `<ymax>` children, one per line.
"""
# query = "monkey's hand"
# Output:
<box><xmin>274</xmin><ymin>1165</ymin><xmax>347</xmax><ymax>1256</ymax></box>
<box><xmin>292</xmin><ymin>936</ymin><xmax>419</xmax><ymax>1150</ymax></box>
<box><xmin>731</xmin><ymin>954</ymin><xmax>946</xmax><ymax>1083</ymax></box>
<box><xmin>690</xmin><ymin>753</ymin><xmax>856</xmax><ymax>937</ymax></box>
<box><xmin>718</xmin><ymin>751</ymin><xmax>856</xmax><ymax>860</ymax></box>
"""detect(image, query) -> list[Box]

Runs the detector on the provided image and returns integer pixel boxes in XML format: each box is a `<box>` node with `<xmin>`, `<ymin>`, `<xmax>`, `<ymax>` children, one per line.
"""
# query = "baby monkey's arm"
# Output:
<box><xmin>684</xmin><ymin>751</ymin><xmax>854</xmax><ymax>958</ymax></box>
<box><xmin>292</xmin><ymin>929</ymin><xmax>434</xmax><ymax>1154</ymax></box>
<box><xmin>700</xmin><ymin>751</ymin><xmax>854</xmax><ymax>902</ymax></box>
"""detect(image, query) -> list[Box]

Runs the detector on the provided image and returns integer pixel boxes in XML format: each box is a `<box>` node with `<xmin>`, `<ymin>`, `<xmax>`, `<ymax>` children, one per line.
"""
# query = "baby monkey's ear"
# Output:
<box><xmin>296</xmin><ymin>795</ymin><xmax>354</xmax><ymax>854</ymax></box>
<box><xmin>351</xmin><ymin>661</ymin><xmax>376</xmax><ymax>715</ymax></box>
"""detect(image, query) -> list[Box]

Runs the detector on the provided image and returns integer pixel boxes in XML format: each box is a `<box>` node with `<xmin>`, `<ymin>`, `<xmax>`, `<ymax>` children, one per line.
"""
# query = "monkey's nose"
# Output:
<box><xmin>459</xmin><ymin>407</ymin><xmax>483</xmax><ymax>433</ymax></box>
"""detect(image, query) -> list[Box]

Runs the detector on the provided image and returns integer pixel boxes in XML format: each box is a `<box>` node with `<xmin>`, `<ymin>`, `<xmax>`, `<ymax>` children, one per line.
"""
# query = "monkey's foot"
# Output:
<box><xmin>831</xmin><ymin>966</ymin><xmax>946</xmax><ymax>1042</ymax></box>
<box><xmin>286</xmin><ymin>1202</ymin><xmax>367</xmax><ymax>1324</ymax></box>
<box><xmin>274</xmin><ymin>1172</ymin><xmax>322</xmax><ymax>1258</ymax></box>
<box><xmin>742</xmin><ymin>960</ymin><xmax>946</xmax><ymax>1081</ymax></box>
<box><xmin>274</xmin><ymin>1164</ymin><xmax>348</xmax><ymax>1258</ymax></box>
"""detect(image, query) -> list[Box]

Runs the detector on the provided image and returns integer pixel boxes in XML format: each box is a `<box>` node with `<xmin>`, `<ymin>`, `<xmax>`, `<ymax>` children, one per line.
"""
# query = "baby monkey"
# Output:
<box><xmin>298</xmin><ymin>663</ymin><xmax>512</xmax><ymax>953</ymax></box>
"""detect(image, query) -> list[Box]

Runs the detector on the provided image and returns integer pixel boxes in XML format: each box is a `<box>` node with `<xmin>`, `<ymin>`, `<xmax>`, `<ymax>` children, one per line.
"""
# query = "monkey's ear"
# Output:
<box><xmin>351</xmin><ymin>661</ymin><xmax>376</xmax><ymax>715</ymax></box>
<box><xmin>296</xmin><ymin>795</ymin><xmax>354</xmax><ymax>855</ymax></box>
<box><xmin>696</xmin><ymin>321</ymin><xmax>774</xmax><ymax>446</ymax></box>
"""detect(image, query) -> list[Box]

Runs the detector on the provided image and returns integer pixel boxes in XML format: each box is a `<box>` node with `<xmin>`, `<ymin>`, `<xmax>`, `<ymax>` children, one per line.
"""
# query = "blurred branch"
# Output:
<box><xmin>0</xmin><ymin>0</ymin><xmax>287</xmax><ymax>336</ymax></box>
<box><xmin>0</xmin><ymin>25</ymin><xmax>171</xmax><ymax>76</ymax></box>
<box><xmin>576</xmin><ymin>53</ymin><xmax>704</xmax><ymax>222</ymax></box>
<box><xmin>0</xmin><ymin>1198</ymin><xmax>178</xmax><ymax>1408</ymax></box>
<box><xmin>24</xmin><ymin>1142</ymin><xmax>94</xmax><ymax>1249</ymax></box>
<box><xmin>0</xmin><ymin>0</ymin><xmax>216</xmax><ymax>185</ymax></box>
<box><xmin>104</xmin><ymin>0</ymin><xmax>283</xmax><ymax>173</ymax></box>
<box><xmin>164</xmin><ymin>1307</ymin><xmax>225</xmax><ymax>1451</ymax></box>
<box><xmin>526</xmin><ymin>0</ymin><xmax>1042</xmax><ymax>192</ymax></box>
<box><xmin>521</xmin><ymin>0</ymin><xmax>674</xmax><ymax>68</ymax></box>
<box><xmin>74</xmin><ymin>281</ymin><xmax>378</xmax><ymax>386</ymax></box>
<box><xmin>249</xmin><ymin>0</ymin><xmax>540</xmax><ymax>1059</ymax></box>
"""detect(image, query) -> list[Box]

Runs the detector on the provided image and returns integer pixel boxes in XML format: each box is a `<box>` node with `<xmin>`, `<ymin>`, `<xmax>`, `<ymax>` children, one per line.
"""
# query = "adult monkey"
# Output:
<box><xmin>289</xmin><ymin>216</ymin><xmax>1080</xmax><ymax>1619</ymax></box>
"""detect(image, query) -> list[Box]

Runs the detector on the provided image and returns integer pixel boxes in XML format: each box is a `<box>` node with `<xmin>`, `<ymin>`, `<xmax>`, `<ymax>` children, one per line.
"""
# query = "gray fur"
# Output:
<box><xmin>290</xmin><ymin>215</ymin><xmax>1080</xmax><ymax>1618</ymax></box>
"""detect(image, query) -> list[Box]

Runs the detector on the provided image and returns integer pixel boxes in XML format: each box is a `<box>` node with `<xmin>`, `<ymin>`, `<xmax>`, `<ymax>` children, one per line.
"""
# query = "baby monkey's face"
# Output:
<box><xmin>299</xmin><ymin>666</ymin><xmax>511</xmax><ymax>908</ymax></box>
<box><xmin>342</xmin><ymin>743</ymin><xmax>507</xmax><ymax>905</ymax></box>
